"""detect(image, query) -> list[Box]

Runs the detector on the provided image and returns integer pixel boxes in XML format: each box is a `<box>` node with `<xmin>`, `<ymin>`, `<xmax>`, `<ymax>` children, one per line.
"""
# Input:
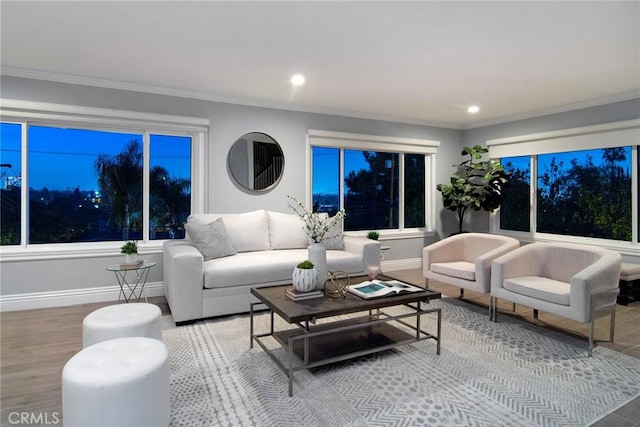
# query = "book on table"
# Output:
<box><xmin>119</xmin><ymin>259</ymin><xmax>144</xmax><ymax>269</ymax></box>
<box><xmin>347</xmin><ymin>279</ymin><xmax>425</xmax><ymax>299</ymax></box>
<box><xmin>285</xmin><ymin>287</ymin><xmax>323</xmax><ymax>301</ymax></box>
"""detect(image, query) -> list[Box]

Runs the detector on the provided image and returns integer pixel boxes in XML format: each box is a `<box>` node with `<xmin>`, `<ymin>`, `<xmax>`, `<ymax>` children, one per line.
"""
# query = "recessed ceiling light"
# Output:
<box><xmin>467</xmin><ymin>105</ymin><xmax>480</xmax><ymax>113</ymax></box>
<box><xmin>291</xmin><ymin>74</ymin><xmax>305</xmax><ymax>86</ymax></box>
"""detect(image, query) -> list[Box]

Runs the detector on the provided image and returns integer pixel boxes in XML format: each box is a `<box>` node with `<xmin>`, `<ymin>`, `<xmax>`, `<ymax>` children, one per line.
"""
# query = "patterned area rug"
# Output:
<box><xmin>161</xmin><ymin>298</ymin><xmax>640</xmax><ymax>427</ymax></box>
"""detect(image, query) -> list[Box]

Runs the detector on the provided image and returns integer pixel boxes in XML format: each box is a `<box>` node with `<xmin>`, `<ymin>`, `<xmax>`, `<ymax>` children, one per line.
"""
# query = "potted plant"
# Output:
<box><xmin>366</xmin><ymin>231</ymin><xmax>379</xmax><ymax>240</ymax></box>
<box><xmin>120</xmin><ymin>241</ymin><xmax>138</xmax><ymax>264</ymax></box>
<box><xmin>292</xmin><ymin>260</ymin><xmax>316</xmax><ymax>293</ymax></box>
<box><xmin>437</xmin><ymin>145</ymin><xmax>511</xmax><ymax>234</ymax></box>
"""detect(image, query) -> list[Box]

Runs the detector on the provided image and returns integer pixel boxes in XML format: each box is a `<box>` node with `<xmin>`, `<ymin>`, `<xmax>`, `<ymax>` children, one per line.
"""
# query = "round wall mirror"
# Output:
<box><xmin>227</xmin><ymin>132</ymin><xmax>284</xmax><ymax>193</ymax></box>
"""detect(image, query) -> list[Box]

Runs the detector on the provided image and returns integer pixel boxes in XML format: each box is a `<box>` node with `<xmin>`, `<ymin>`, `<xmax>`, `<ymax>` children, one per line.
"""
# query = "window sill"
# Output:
<box><xmin>0</xmin><ymin>241</ymin><xmax>166</xmax><ymax>262</ymax></box>
<box><xmin>496</xmin><ymin>230</ymin><xmax>640</xmax><ymax>257</ymax></box>
<box><xmin>345</xmin><ymin>229</ymin><xmax>434</xmax><ymax>241</ymax></box>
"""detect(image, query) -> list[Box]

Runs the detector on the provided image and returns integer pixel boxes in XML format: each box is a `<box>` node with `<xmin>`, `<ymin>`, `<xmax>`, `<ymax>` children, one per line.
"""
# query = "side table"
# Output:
<box><xmin>106</xmin><ymin>262</ymin><xmax>156</xmax><ymax>303</ymax></box>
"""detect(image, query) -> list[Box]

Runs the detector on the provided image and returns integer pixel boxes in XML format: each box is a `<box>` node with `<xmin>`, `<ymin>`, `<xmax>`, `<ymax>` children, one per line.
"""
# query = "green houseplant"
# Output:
<box><xmin>120</xmin><ymin>241</ymin><xmax>138</xmax><ymax>263</ymax></box>
<box><xmin>437</xmin><ymin>145</ymin><xmax>511</xmax><ymax>234</ymax></box>
<box><xmin>292</xmin><ymin>260</ymin><xmax>316</xmax><ymax>293</ymax></box>
<box><xmin>366</xmin><ymin>231</ymin><xmax>379</xmax><ymax>240</ymax></box>
<box><xmin>120</xmin><ymin>241</ymin><xmax>138</xmax><ymax>255</ymax></box>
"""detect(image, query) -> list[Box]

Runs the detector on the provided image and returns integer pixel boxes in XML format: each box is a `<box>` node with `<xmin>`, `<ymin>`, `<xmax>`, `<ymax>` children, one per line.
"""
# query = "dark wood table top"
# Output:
<box><xmin>251</xmin><ymin>275</ymin><xmax>441</xmax><ymax>324</ymax></box>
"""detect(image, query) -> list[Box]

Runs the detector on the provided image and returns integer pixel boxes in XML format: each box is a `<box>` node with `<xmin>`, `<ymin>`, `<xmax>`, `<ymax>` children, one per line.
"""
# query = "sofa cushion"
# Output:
<box><xmin>431</xmin><ymin>261</ymin><xmax>476</xmax><ymax>281</ymax></box>
<box><xmin>503</xmin><ymin>276</ymin><xmax>570</xmax><ymax>306</ymax></box>
<box><xmin>203</xmin><ymin>249</ymin><xmax>364</xmax><ymax>289</ymax></box>
<box><xmin>267</xmin><ymin>211</ymin><xmax>309</xmax><ymax>250</ymax></box>
<box><xmin>184</xmin><ymin>218</ymin><xmax>237</xmax><ymax>261</ymax></box>
<box><xmin>187</xmin><ymin>210</ymin><xmax>269</xmax><ymax>253</ymax></box>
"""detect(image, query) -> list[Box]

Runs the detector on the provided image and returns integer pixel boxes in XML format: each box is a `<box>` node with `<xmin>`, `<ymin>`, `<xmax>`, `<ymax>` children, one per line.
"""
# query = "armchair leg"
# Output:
<box><xmin>424</xmin><ymin>278</ymin><xmax>429</xmax><ymax>289</ymax></box>
<box><xmin>589</xmin><ymin>319</ymin><xmax>595</xmax><ymax>357</ymax></box>
<box><xmin>610</xmin><ymin>309</ymin><xmax>616</xmax><ymax>343</ymax></box>
<box><xmin>490</xmin><ymin>297</ymin><xmax>498</xmax><ymax>322</ymax></box>
<box><xmin>588</xmin><ymin>288</ymin><xmax>618</xmax><ymax>357</ymax></box>
<box><xmin>533</xmin><ymin>309</ymin><xmax>539</xmax><ymax>319</ymax></box>
<box><xmin>512</xmin><ymin>303</ymin><xmax>516</xmax><ymax>312</ymax></box>
<box><xmin>459</xmin><ymin>288</ymin><xmax>464</xmax><ymax>299</ymax></box>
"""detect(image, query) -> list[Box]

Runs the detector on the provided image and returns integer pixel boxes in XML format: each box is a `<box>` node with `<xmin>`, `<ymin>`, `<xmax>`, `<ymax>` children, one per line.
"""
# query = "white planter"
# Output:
<box><xmin>308</xmin><ymin>243</ymin><xmax>327</xmax><ymax>290</ymax></box>
<box><xmin>292</xmin><ymin>267</ymin><xmax>317</xmax><ymax>293</ymax></box>
<box><xmin>124</xmin><ymin>253</ymin><xmax>138</xmax><ymax>264</ymax></box>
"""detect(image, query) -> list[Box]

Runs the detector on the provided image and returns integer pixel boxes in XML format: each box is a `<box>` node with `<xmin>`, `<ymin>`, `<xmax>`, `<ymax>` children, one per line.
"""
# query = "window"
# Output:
<box><xmin>489</xmin><ymin>119</ymin><xmax>639</xmax><ymax>247</ymax></box>
<box><xmin>150</xmin><ymin>134</ymin><xmax>192</xmax><ymax>240</ymax></box>
<box><xmin>308</xmin><ymin>130</ymin><xmax>439</xmax><ymax>234</ymax></box>
<box><xmin>0</xmin><ymin>123</ymin><xmax>22</xmax><ymax>245</ymax></box>
<box><xmin>500</xmin><ymin>156</ymin><xmax>530</xmax><ymax>232</ymax></box>
<box><xmin>344</xmin><ymin>150</ymin><xmax>399</xmax><ymax>230</ymax></box>
<box><xmin>0</xmin><ymin>100</ymin><xmax>207</xmax><ymax>250</ymax></box>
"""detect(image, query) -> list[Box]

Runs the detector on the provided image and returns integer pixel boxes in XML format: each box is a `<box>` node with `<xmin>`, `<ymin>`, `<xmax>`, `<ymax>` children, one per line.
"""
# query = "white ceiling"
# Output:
<box><xmin>1</xmin><ymin>1</ymin><xmax>639</xmax><ymax>129</ymax></box>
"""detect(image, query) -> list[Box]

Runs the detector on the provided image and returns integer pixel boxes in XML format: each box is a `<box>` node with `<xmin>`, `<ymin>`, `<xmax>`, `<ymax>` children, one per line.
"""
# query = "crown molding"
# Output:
<box><xmin>0</xmin><ymin>66</ymin><xmax>460</xmax><ymax>129</ymax></box>
<box><xmin>461</xmin><ymin>91</ymin><xmax>640</xmax><ymax>130</ymax></box>
<box><xmin>2</xmin><ymin>66</ymin><xmax>638</xmax><ymax>132</ymax></box>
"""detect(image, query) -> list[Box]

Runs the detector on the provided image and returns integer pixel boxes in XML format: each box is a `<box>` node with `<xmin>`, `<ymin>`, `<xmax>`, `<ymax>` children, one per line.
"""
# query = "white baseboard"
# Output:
<box><xmin>382</xmin><ymin>257</ymin><xmax>422</xmax><ymax>272</ymax></box>
<box><xmin>1</xmin><ymin>259</ymin><xmax>423</xmax><ymax>312</ymax></box>
<box><xmin>0</xmin><ymin>282</ymin><xmax>164</xmax><ymax>312</ymax></box>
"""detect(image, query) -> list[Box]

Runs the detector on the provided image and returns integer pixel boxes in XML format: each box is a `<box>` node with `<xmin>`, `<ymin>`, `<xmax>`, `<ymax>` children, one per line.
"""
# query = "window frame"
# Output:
<box><xmin>0</xmin><ymin>100</ymin><xmax>208</xmax><ymax>260</ymax></box>
<box><xmin>488</xmin><ymin>119</ymin><xmax>640</xmax><ymax>256</ymax></box>
<box><xmin>306</xmin><ymin>129</ymin><xmax>440</xmax><ymax>239</ymax></box>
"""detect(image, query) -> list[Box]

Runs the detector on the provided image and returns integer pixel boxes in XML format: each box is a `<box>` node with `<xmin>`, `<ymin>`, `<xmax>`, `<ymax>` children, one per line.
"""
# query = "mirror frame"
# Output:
<box><xmin>227</xmin><ymin>131</ymin><xmax>285</xmax><ymax>193</ymax></box>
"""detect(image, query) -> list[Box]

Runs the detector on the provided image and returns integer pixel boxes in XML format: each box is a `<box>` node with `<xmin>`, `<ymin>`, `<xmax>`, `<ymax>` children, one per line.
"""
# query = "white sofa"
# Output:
<box><xmin>163</xmin><ymin>210</ymin><xmax>381</xmax><ymax>324</ymax></box>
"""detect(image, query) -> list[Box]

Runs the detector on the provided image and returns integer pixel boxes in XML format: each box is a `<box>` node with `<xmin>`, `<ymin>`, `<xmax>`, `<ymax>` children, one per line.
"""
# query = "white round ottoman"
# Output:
<box><xmin>62</xmin><ymin>337</ymin><xmax>170</xmax><ymax>427</ymax></box>
<box><xmin>82</xmin><ymin>303</ymin><xmax>162</xmax><ymax>348</ymax></box>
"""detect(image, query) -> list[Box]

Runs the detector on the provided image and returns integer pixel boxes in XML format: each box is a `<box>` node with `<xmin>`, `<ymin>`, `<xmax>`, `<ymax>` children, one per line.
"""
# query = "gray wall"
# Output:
<box><xmin>1</xmin><ymin>75</ymin><xmax>636</xmax><ymax>301</ymax></box>
<box><xmin>0</xmin><ymin>76</ymin><xmax>461</xmax><ymax>299</ymax></box>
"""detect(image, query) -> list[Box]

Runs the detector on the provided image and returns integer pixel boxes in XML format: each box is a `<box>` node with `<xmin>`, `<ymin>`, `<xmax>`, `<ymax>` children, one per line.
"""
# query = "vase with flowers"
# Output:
<box><xmin>287</xmin><ymin>196</ymin><xmax>345</xmax><ymax>290</ymax></box>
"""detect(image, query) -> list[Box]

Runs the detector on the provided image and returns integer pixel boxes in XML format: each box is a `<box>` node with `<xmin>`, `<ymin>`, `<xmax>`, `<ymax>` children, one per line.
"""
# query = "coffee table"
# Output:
<box><xmin>250</xmin><ymin>275</ymin><xmax>442</xmax><ymax>396</ymax></box>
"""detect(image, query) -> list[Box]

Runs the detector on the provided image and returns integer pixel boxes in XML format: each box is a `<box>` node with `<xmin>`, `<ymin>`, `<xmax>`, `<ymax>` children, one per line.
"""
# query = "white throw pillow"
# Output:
<box><xmin>267</xmin><ymin>211</ymin><xmax>309</xmax><ymax>249</ymax></box>
<box><xmin>185</xmin><ymin>218</ymin><xmax>237</xmax><ymax>260</ymax></box>
<box><xmin>215</xmin><ymin>210</ymin><xmax>270</xmax><ymax>252</ymax></box>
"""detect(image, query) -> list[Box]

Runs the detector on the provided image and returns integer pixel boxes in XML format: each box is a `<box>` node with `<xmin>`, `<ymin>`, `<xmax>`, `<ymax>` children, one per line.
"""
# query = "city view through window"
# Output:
<box><xmin>0</xmin><ymin>123</ymin><xmax>191</xmax><ymax>245</ymax></box>
<box><xmin>312</xmin><ymin>147</ymin><xmax>426</xmax><ymax>231</ymax></box>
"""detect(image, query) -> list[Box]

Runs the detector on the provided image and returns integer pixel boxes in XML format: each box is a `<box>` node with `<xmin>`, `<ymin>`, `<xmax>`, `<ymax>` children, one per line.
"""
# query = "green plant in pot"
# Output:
<box><xmin>121</xmin><ymin>241</ymin><xmax>138</xmax><ymax>263</ymax></box>
<box><xmin>437</xmin><ymin>145</ymin><xmax>511</xmax><ymax>234</ymax></box>
<box><xmin>367</xmin><ymin>231</ymin><xmax>379</xmax><ymax>240</ymax></box>
<box><xmin>292</xmin><ymin>260</ymin><xmax>316</xmax><ymax>293</ymax></box>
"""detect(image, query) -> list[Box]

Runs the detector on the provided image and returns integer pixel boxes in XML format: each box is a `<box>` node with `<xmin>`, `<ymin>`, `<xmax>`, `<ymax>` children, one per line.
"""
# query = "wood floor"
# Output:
<box><xmin>1</xmin><ymin>269</ymin><xmax>638</xmax><ymax>426</ymax></box>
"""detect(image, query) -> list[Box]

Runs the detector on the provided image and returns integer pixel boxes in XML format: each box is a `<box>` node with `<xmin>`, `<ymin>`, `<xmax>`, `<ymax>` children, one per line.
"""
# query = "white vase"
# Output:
<box><xmin>308</xmin><ymin>243</ymin><xmax>328</xmax><ymax>290</ymax></box>
<box><xmin>124</xmin><ymin>253</ymin><xmax>137</xmax><ymax>264</ymax></box>
<box><xmin>292</xmin><ymin>267</ymin><xmax>316</xmax><ymax>292</ymax></box>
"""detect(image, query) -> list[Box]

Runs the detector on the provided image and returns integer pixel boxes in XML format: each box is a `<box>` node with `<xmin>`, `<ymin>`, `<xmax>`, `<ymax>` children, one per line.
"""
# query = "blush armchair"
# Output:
<box><xmin>490</xmin><ymin>242</ymin><xmax>621</xmax><ymax>356</ymax></box>
<box><xmin>422</xmin><ymin>233</ymin><xmax>520</xmax><ymax>297</ymax></box>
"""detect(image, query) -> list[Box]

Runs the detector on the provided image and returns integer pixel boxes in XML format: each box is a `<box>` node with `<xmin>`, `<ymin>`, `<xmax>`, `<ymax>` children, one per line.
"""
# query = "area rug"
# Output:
<box><xmin>161</xmin><ymin>298</ymin><xmax>640</xmax><ymax>427</ymax></box>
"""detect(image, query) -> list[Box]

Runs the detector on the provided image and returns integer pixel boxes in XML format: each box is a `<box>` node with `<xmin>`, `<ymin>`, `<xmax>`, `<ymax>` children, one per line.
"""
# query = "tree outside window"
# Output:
<box><xmin>500</xmin><ymin>147</ymin><xmax>632</xmax><ymax>241</ymax></box>
<box><xmin>311</xmin><ymin>147</ymin><xmax>426</xmax><ymax>232</ymax></box>
<box><xmin>1</xmin><ymin>123</ymin><xmax>192</xmax><ymax>245</ymax></box>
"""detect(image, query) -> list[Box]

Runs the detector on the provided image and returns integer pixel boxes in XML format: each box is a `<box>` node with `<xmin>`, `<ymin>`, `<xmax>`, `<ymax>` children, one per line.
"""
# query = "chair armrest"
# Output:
<box><xmin>570</xmin><ymin>253</ymin><xmax>621</xmax><ymax>316</ymax></box>
<box><xmin>475</xmin><ymin>240</ymin><xmax>520</xmax><ymax>287</ymax></box>
<box><xmin>422</xmin><ymin>236</ymin><xmax>464</xmax><ymax>276</ymax></box>
<box><xmin>162</xmin><ymin>240</ymin><xmax>205</xmax><ymax>323</ymax></box>
<box><xmin>343</xmin><ymin>235</ymin><xmax>381</xmax><ymax>271</ymax></box>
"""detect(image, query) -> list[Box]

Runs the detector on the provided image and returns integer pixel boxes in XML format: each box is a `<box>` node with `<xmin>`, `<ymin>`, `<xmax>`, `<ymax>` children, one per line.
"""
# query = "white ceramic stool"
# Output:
<box><xmin>62</xmin><ymin>337</ymin><xmax>170</xmax><ymax>427</ymax></box>
<box><xmin>82</xmin><ymin>303</ymin><xmax>162</xmax><ymax>348</ymax></box>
